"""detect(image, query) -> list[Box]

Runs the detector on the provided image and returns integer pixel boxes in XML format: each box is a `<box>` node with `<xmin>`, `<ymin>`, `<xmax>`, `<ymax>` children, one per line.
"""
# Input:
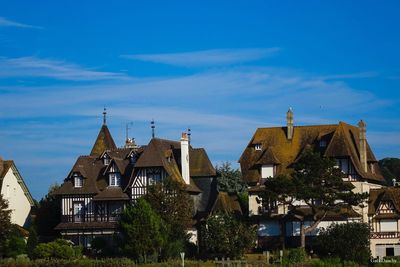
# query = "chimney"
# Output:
<box><xmin>180</xmin><ymin>132</ymin><xmax>190</xmax><ymax>185</ymax></box>
<box><xmin>358</xmin><ymin>120</ymin><xmax>368</xmax><ymax>172</ymax></box>
<box><xmin>286</xmin><ymin>108</ymin><xmax>294</xmax><ymax>140</ymax></box>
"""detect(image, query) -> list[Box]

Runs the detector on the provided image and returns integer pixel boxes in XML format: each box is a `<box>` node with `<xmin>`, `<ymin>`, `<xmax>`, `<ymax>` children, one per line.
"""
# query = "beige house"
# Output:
<box><xmin>239</xmin><ymin>110</ymin><xmax>385</xmax><ymax>249</ymax></box>
<box><xmin>0</xmin><ymin>157</ymin><xmax>34</xmax><ymax>228</ymax></box>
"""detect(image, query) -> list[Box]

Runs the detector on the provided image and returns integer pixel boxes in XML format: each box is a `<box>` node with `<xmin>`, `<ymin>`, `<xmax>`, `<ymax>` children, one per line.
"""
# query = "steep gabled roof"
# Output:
<box><xmin>90</xmin><ymin>125</ymin><xmax>117</xmax><ymax>156</ymax></box>
<box><xmin>210</xmin><ymin>192</ymin><xmax>242</xmax><ymax>215</ymax></box>
<box><xmin>239</xmin><ymin>122</ymin><xmax>383</xmax><ymax>184</ymax></box>
<box><xmin>0</xmin><ymin>160</ymin><xmax>34</xmax><ymax>206</ymax></box>
<box><xmin>189</xmin><ymin>148</ymin><xmax>217</xmax><ymax>177</ymax></box>
<box><xmin>369</xmin><ymin>187</ymin><xmax>400</xmax><ymax>216</ymax></box>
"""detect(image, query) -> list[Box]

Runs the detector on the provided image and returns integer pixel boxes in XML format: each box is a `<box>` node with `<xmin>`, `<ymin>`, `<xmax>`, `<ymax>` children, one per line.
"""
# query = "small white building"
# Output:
<box><xmin>0</xmin><ymin>158</ymin><xmax>35</xmax><ymax>228</ymax></box>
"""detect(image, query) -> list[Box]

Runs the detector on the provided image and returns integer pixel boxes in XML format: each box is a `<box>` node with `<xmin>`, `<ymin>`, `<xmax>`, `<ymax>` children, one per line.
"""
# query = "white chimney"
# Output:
<box><xmin>180</xmin><ymin>132</ymin><xmax>190</xmax><ymax>184</ymax></box>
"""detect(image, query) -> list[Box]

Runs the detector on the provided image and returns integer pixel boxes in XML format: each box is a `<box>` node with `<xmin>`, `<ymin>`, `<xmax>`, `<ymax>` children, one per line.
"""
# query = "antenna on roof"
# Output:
<box><xmin>187</xmin><ymin>127</ymin><xmax>191</xmax><ymax>145</ymax></box>
<box><xmin>126</xmin><ymin>122</ymin><xmax>133</xmax><ymax>142</ymax></box>
<box><xmin>151</xmin><ymin>119</ymin><xmax>155</xmax><ymax>138</ymax></box>
<box><xmin>103</xmin><ymin>107</ymin><xmax>107</xmax><ymax>125</ymax></box>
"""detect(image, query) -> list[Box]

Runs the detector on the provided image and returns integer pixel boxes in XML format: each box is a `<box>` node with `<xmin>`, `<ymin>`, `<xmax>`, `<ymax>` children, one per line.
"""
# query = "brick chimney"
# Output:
<box><xmin>287</xmin><ymin>108</ymin><xmax>294</xmax><ymax>140</ymax></box>
<box><xmin>180</xmin><ymin>133</ymin><xmax>190</xmax><ymax>184</ymax></box>
<box><xmin>358</xmin><ymin>120</ymin><xmax>368</xmax><ymax>173</ymax></box>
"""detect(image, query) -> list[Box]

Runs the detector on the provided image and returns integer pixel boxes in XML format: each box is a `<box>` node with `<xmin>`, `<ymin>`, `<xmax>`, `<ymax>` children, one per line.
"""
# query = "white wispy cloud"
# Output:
<box><xmin>0</xmin><ymin>17</ymin><xmax>42</xmax><ymax>29</ymax></box>
<box><xmin>121</xmin><ymin>48</ymin><xmax>281</xmax><ymax>67</ymax></box>
<box><xmin>318</xmin><ymin>71</ymin><xmax>380</xmax><ymax>80</ymax></box>
<box><xmin>0</xmin><ymin>56</ymin><xmax>130</xmax><ymax>81</ymax></box>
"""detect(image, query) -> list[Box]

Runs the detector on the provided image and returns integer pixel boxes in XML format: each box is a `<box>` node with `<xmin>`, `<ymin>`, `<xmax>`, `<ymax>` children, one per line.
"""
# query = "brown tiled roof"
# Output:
<box><xmin>210</xmin><ymin>192</ymin><xmax>243</xmax><ymax>215</ymax></box>
<box><xmin>239</xmin><ymin>122</ymin><xmax>384</xmax><ymax>185</ymax></box>
<box><xmin>90</xmin><ymin>125</ymin><xmax>117</xmax><ymax>156</ymax></box>
<box><xmin>0</xmin><ymin>160</ymin><xmax>13</xmax><ymax>191</ymax></box>
<box><xmin>288</xmin><ymin>207</ymin><xmax>361</xmax><ymax>220</ymax></box>
<box><xmin>55</xmin><ymin>221</ymin><xmax>118</xmax><ymax>230</ymax></box>
<box><xmin>368</xmin><ymin>187</ymin><xmax>400</xmax><ymax>216</ymax></box>
<box><xmin>93</xmin><ymin>187</ymin><xmax>129</xmax><ymax>201</ymax></box>
<box><xmin>190</xmin><ymin>148</ymin><xmax>217</xmax><ymax>177</ymax></box>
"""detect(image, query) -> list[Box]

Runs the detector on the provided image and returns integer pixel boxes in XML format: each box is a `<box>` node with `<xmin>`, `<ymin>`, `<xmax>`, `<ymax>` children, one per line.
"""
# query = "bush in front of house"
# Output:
<box><xmin>32</xmin><ymin>239</ymin><xmax>82</xmax><ymax>259</ymax></box>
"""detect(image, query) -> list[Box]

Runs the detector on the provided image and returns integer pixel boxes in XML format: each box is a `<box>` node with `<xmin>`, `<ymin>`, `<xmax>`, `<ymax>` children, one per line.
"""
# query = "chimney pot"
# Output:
<box><xmin>358</xmin><ymin>119</ymin><xmax>368</xmax><ymax>173</ymax></box>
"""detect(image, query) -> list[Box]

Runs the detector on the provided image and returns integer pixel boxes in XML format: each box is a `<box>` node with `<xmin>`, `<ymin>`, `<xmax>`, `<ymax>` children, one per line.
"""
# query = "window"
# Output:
<box><xmin>255</xmin><ymin>144</ymin><xmax>262</xmax><ymax>151</ymax></box>
<box><xmin>103</xmin><ymin>154</ymin><xmax>111</xmax><ymax>165</ymax></box>
<box><xmin>109</xmin><ymin>172</ymin><xmax>121</xmax><ymax>186</ymax></box>
<box><xmin>261</xmin><ymin>165</ymin><xmax>274</xmax><ymax>178</ymax></box>
<box><xmin>73</xmin><ymin>202</ymin><xmax>84</xmax><ymax>222</ymax></box>
<box><xmin>336</xmin><ymin>158</ymin><xmax>349</xmax><ymax>174</ymax></box>
<box><xmin>319</xmin><ymin>140</ymin><xmax>327</xmax><ymax>148</ymax></box>
<box><xmin>74</xmin><ymin>174</ymin><xmax>83</xmax><ymax>187</ymax></box>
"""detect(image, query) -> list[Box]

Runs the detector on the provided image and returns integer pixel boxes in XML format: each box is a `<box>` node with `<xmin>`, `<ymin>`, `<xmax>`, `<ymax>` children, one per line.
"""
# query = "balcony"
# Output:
<box><xmin>61</xmin><ymin>214</ymin><xmax>120</xmax><ymax>223</ymax></box>
<box><xmin>371</xmin><ymin>232</ymin><xmax>400</xmax><ymax>239</ymax></box>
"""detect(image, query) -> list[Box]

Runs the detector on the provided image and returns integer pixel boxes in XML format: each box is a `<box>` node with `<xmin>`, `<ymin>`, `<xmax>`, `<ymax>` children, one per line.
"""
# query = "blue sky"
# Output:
<box><xmin>0</xmin><ymin>1</ymin><xmax>399</xmax><ymax>200</ymax></box>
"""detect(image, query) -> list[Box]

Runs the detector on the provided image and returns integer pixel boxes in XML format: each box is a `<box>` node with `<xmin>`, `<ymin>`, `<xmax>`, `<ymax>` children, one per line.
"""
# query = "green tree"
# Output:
<box><xmin>216</xmin><ymin>162</ymin><xmax>246</xmax><ymax>193</ymax></box>
<box><xmin>3</xmin><ymin>225</ymin><xmax>27</xmax><ymax>258</ymax></box>
<box><xmin>379</xmin><ymin>157</ymin><xmax>400</xmax><ymax>185</ymax></box>
<box><xmin>35</xmin><ymin>184</ymin><xmax>61</xmax><ymax>240</ymax></box>
<box><xmin>316</xmin><ymin>222</ymin><xmax>370</xmax><ymax>265</ymax></box>
<box><xmin>144</xmin><ymin>179</ymin><xmax>193</xmax><ymax>259</ymax></box>
<box><xmin>0</xmin><ymin>194</ymin><xmax>12</xmax><ymax>257</ymax></box>
<box><xmin>262</xmin><ymin>148</ymin><xmax>367</xmax><ymax>248</ymax></box>
<box><xmin>119</xmin><ymin>198</ymin><xmax>166</xmax><ymax>263</ymax></box>
<box><xmin>200</xmin><ymin>212</ymin><xmax>256</xmax><ymax>258</ymax></box>
<box><xmin>27</xmin><ymin>227</ymin><xmax>38</xmax><ymax>258</ymax></box>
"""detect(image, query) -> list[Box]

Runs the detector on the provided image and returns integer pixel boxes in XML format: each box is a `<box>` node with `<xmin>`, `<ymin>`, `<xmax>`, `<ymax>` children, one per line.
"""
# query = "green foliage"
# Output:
<box><xmin>119</xmin><ymin>198</ymin><xmax>166</xmax><ymax>262</ymax></box>
<box><xmin>285</xmin><ymin>248</ymin><xmax>308</xmax><ymax>264</ymax></box>
<box><xmin>262</xmin><ymin>148</ymin><xmax>368</xmax><ymax>246</ymax></box>
<box><xmin>145</xmin><ymin>179</ymin><xmax>194</xmax><ymax>260</ymax></box>
<box><xmin>316</xmin><ymin>222</ymin><xmax>370</xmax><ymax>265</ymax></box>
<box><xmin>32</xmin><ymin>239</ymin><xmax>82</xmax><ymax>259</ymax></box>
<box><xmin>35</xmin><ymin>184</ymin><xmax>61</xmax><ymax>240</ymax></box>
<box><xmin>308</xmin><ymin>258</ymin><xmax>360</xmax><ymax>267</ymax></box>
<box><xmin>0</xmin><ymin>194</ymin><xmax>12</xmax><ymax>257</ymax></box>
<box><xmin>200</xmin><ymin>212</ymin><xmax>256</xmax><ymax>258</ymax></box>
<box><xmin>379</xmin><ymin>158</ymin><xmax>400</xmax><ymax>185</ymax></box>
<box><xmin>215</xmin><ymin>162</ymin><xmax>246</xmax><ymax>194</ymax></box>
<box><xmin>91</xmin><ymin>237</ymin><xmax>108</xmax><ymax>256</ymax></box>
<box><xmin>27</xmin><ymin>227</ymin><xmax>38</xmax><ymax>258</ymax></box>
<box><xmin>0</xmin><ymin>258</ymin><xmax>215</xmax><ymax>267</ymax></box>
<box><xmin>4</xmin><ymin>235</ymin><xmax>26</xmax><ymax>258</ymax></box>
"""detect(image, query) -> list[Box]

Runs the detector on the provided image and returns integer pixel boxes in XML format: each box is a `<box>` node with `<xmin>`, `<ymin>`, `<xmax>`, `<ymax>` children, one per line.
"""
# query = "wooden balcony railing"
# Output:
<box><xmin>371</xmin><ymin>232</ymin><xmax>400</xmax><ymax>239</ymax></box>
<box><xmin>61</xmin><ymin>214</ymin><xmax>120</xmax><ymax>223</ymax></box>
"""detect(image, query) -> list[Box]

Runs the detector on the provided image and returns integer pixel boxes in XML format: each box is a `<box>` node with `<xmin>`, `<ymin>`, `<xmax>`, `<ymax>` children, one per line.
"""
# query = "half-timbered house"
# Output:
<box><xmin>239</xmin><ymin>109</ymin><xmax>385</xmax><ymax>249</ymax></box>
<box><xmin>369</xmin><ymin>187</ymin><xmax>400</xmax><ymax>259</ymax></box>
<box><xmin>55</xmin><ymin>113</ymin><xmax>218</xmax><ymax>247</ymax></box>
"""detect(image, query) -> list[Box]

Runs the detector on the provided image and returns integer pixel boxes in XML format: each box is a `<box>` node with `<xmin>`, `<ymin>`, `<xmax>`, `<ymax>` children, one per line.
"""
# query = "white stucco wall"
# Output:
<box><xmin>1</xmin><ymin>167</ymin><xmax>32</xmax><ymax>227</ymax></box>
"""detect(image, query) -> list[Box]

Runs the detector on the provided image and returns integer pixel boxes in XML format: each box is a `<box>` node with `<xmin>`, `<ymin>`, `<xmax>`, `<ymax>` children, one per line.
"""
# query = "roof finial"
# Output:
<box><xmin>187</xmin><ymin>127</ymin><xmax>191</xmax><ymax>145</ymax></box>
<box><xmin>151</xmin><ymin>119</ymin><xmax>155</xmax><ymax>138</ymax></box>
<box><xmin>103</xmin><ymin>107</ymin><xmax>107</xmax><ymax>125</ymax></box>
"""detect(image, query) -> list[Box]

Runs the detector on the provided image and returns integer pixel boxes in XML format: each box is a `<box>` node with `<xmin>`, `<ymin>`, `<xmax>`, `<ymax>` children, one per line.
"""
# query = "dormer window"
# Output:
<box><xmin>109</xmin><ymin>173</ymin><xmax>121</xmax><ymax>186</ymax></box>
<box><xmin>74</xmin><ymin>173</ymin><xmax>83</xmax><ymax>188</ymax></box>
<box><xmin>255</xmin><ymin>144</ymin><xmax>262</xmax><ymax>151</ymax></box>
<box><xmin>129</xmin><ymin>154</ymin><xmax>137</xmax><ymax>164</ymax></box>
<box><xmin>103</xmin><ymin>154</ymin><xmax>111</xmax><ymax>165</ymax></box>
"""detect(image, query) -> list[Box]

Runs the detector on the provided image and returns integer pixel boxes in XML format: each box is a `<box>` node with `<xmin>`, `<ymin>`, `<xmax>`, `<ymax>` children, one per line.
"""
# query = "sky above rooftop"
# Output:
<box><xmin>0</xmin><ymin>1</ymin><xmax>399</xmax><ymax>200</ymax></box>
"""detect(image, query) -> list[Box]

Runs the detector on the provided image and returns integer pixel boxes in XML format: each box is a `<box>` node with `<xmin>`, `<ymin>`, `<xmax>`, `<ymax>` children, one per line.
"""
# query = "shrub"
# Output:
<box><xmin>32</xmin><ymin>239</ymin><xmax>82</xmax><ymax>259</ymax></box>
<box><xmin>285</xmin><ymin>248</ymin><xmax>308</xmax><ymax>264</ymax></box>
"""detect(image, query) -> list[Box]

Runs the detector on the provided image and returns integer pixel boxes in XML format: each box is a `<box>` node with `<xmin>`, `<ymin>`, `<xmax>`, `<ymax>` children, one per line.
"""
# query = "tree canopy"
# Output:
<box><xmin>119</xmin><ymin>198</ymin><xmax>166</xmax><ymax>263</ymax></box>
<box><xmin>262</xmin><ymin>148</ymin><xmax>368</xmax><ymax>247</ymax></box>
<box><xmin>144</xmin><ymin>179</ymin><xmax>194</xmax><ymax>259</ymax></box>
<box><xmin>216</xmin><ymin>162</ymin><xmax>246</xmax><ymax>194</ymax></box>
<box><xmin>379</xmin><ymin>157</ymin><xmax>400</xmax><ymax>185</ymax></box>
<box><xmin>35</xmin><ymin>183</ymin><xmax>61</xmax><ymax>240</ymax></box>
<box><xmin>200</xmin><ymin>212</ymin><xmax>256</xmax><ymax>258</ymax></box>
<box><xmin>0</xmin><ymin>194</ymin><xmax>12</xmax><ymax>257</ymax></box>
<box><xmin>316</xmin><ymin>222</ymin><xmax>371</xmax><ymax>265</ymax></box>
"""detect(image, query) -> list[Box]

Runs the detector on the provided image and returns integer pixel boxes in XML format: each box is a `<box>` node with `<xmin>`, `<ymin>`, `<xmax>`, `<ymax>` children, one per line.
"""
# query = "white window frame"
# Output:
<box><xmin>74</xmin><ymin>174</ymin><xmax>83</xmax><ymax>188</ymax></box>
<box><xmin>109</xmin><ymin>172</ymin><xmax>121</xmax><ymax>186</ymax></box>
<box><xmin>255</xmin><ymin>144</ymin><xmax>262</xmax><ymax>151</ymax></box>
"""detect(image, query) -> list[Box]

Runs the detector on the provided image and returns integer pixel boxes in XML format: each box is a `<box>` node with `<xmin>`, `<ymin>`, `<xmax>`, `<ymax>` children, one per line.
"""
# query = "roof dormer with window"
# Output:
<box><xmin>108</xmin><ymin>163</ymin><xmax>121</xmax><ymax>187</ymax></box>
<box><xmin>73</xmin><ymin>173</ymin><xmax>83</xmax><ymax>188</ymax></box>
